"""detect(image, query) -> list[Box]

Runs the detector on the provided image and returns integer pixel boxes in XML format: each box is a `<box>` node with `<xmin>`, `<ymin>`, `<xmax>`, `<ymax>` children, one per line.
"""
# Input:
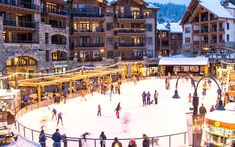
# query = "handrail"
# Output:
<box><xmin>14</xmin><ymin>85</ymin><xmax>188</xmax><ymax>146</ymax></box>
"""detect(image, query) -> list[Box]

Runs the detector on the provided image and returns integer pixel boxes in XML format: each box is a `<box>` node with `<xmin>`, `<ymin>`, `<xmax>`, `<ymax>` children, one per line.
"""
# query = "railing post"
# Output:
<box><xmin>94</xmin><ymin>139</ymin><xmax>96</xmax><ymax>147</ymax></box>
<box><xmin>151</xmin><ymin>137</ymin><xmax>154</xmax><ymax>146</ymax></box>
<box><xmin>31</xmin><ymin>130</ymin><xmax>34</xmax><ymax>141</ymax></box>
<box><xmin>23</xmin><ymin>127</ymin><xmax>26</xmax><ymax>137</ymax></box>
<box><xmin>184</xmin><ymin>132</ymin><xmax>186</xmax><ymax>144</ymax></box>
<box><xmin>169</xmin><ymin>135</ymin><xmax>171</xmax><ymax>147</ymax></box>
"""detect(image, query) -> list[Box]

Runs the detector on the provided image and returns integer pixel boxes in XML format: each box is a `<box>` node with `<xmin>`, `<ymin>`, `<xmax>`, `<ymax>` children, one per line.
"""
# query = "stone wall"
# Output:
<box><xmin>38</xmin><ymin>23</ymin><xmax>70</xmax><ymax>71</ymax></box>
<box><xmin>0</xmin><ymin>16</ymin><xmax>4</xmax><ymax>72</ymax></box>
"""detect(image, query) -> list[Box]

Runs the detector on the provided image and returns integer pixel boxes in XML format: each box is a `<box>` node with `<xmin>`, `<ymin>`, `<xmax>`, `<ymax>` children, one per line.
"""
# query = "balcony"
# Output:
<box><xmin>201</xmin><ymin>41</ymin><xmax>209</xmax><ymax>44</ymax></box>
<box><xmin>121</xmin><ymin>56</ymin><xmax>143</xmax><ymax>61</ymax></box>
<box><xmin>0</xmin><ymin>1</ymin><xmax>39</xmax><ymax>10</ymax></box>
<box><xmin>210</xmin><ymin>39</ymin><xmax>217</xmax><ymax>44</ymax></box>
<box><xmin>210</xmin><ymin>28</ymin><xmax>217</xmax><ymax>32</ymax></box>
<box><xmin>201</xmin><ymin>17</ymin><xmax>208</xmax><ymax>22</ymax></box>
<box><xmin>193</xmin><ymin>30</ymin><xmax>199</xmax><ymax>34</ymax></box>
<box><xmin>201</xmin><ymin>29</ymin><xmax>208</xmax><ymax>33</ymax></box>
<box><xmin>3</xmin><ymin>20</ymin><xmax>36</xmax><ymax>28</ymax></box>
<box><xmin>117</xmin><ymin>42</ymin><xmax>145</xmax><ymax>47</ymax></box>
<box><xmin>193</xmin><ymin>41</ymin><xmax>200</xmax><ymax>45</ymax></box>
<box><xmin>43</xmin><ymin>8</ymin><xmax>67</xmax><ymax>15</ymax></box>
<box><xmin>73</xmin><ymin>11</ymin><xmax>104</xmax><ymax>18</ymax></box>
<box><xmin>73</xmin><ymin>28</ymin><xmax>104</xmax><ymax>35</ymax></box>
<box><xmin>51</xmin><ymin>41</ymin><xmax>66</xmax><ymax>45</ymax></box>
<box><xmin>4</xmin><ymin>40</ymin><xmax>39</xmax><ymax>43</ymax></box>
<box><xmin>75</xmin><ymin>43</ymin><xmax>104</xmax><ymax>48</ymax></box>
<box><xmin>116</xmin><ymin>13</ymin><xmax>144</xmax><ymax>19</ymax></box>
<box><xmin>219</xmin><ymin>27</ymin><xmax>225</xmax><ymax>32</ymax></box>
<box><xmin>115</xmin><ymin>28</ymin><xmax>145</xmax><ymax>34</ymax></box>
<box><xmin>78</xmin><ymin>57</ymin><xmax>102</xmax><ymax>62</ymax></box>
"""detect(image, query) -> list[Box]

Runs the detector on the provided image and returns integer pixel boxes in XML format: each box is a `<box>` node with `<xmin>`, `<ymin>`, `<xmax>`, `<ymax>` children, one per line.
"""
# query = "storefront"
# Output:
<box><xmin>158</xmin><ymin>57</ymin><xmax>209</xmax><ymax>76</ymax></box>
<box><xmin>202</xmin><ymin>103</ymin><xmax>235</xmax><ymax>146</ymax></box>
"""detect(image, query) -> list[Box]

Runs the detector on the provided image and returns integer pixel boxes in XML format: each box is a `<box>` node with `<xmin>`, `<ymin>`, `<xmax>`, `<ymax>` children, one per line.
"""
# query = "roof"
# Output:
<box><xmin>157</xmin><ymin>22</ymin><xmax>183</xmax><ymax>33</ymax></box>
<box><xmin>206</xmin><ymin>110</ymin><xmax>235</xmax><ymax>124</ymax></box>
<box><xmin>180</xmin><ymin>0</ymin><xmax>235</xmax><ymax>25</ymax></box>
<box><xmin>147</xmin><ymin>3</ymin><xmax>159</xmax><ymax>9</ymax></box>
<box><xmin>199</xmin><ymin>0</ymin><xmax>234</xmax><ymax>19</ymax></box>
<box><xmin>158</xmin><ymin>57</ymin><xmax>209</xmax><ymax>66</ymax></box>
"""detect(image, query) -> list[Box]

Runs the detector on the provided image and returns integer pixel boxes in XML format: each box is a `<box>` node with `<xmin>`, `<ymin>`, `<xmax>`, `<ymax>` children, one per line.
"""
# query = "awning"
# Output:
<box><xmin>158</xmin><ymin>57</ymin><xmax>209</xmax><ymax>66</ymax></box>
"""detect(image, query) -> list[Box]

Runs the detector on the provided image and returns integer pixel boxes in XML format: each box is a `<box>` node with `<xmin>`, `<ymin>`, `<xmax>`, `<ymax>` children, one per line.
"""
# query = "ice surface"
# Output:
<box><xmin>17</xmin><ymin>78</ymin><xmax>219</xmax><ymax>147</ymax></box>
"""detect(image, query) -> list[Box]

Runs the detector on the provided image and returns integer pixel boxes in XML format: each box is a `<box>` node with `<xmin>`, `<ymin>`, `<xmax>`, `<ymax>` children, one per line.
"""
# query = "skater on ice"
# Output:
<box><xmin>115</xmin><ymin>102</ymin><xmax>121</xmax><ymax>119</ymax></box>
<box><xmin>97</xmin><ymin>104</ymin><xmax>101</xmax><ymax>117</ymax></box>
<box><xmin>57</xmin><ymin>112</ymin><xmax>63</xmax><ymax>126</ymax></box>
<box><xmin>52</xmin><ymin>108</ymin><xmax>57</xmax><ymax>121</ymax></box>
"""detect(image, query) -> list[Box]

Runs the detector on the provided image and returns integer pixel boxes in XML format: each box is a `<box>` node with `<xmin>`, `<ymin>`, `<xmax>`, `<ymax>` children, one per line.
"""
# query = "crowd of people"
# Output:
<box><xmin>39</xmin><ymin>129</ymin><xmax>159</xmax><ymax>147</ymax></box>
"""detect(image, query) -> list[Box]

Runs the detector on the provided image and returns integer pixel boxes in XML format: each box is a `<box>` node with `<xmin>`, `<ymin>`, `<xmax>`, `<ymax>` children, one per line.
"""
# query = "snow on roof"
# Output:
<box><xmin>158</xmin><ymin>57</ymin><xmax>209</xmax><ymax>66</ymax></box>
<box><xmin>147</xmin><ymin>3</ymin><xmax>159</xmax><ymax>9</ymax></box>
<box><xmin>199</xmin><ymin>0</ymin><xmax>235</xmax><ymax>19</ymax></box>
<box><xmin>157</xmin><ymin>23</ymin><xmax>170</xmax><ymax>31</ymax></box>
<box><xmin>157</xmin><ymin>22</ymin><xmax>183</xmax><ymax>33</ymax></box>
<box><xmin>206</xmin><ymin>110</ymin><xmax>235</xmax><ymax>124</ymax></box>
<box><xmin>170</xmin><ymin>22</ymin><xmax>183</xmax><ymax>33</ymax></box>
<box><xmin>227</xmin><ymin>2</ymin><xmax>235</xmax><ymax>8</ymax></box>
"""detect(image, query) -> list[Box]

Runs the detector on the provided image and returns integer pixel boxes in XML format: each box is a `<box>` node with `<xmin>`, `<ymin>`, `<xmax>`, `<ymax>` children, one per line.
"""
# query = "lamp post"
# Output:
<box><xmin>172</xmin><ymin>74</ymin><xmax>224</xmax><ymax>147</ymax></box>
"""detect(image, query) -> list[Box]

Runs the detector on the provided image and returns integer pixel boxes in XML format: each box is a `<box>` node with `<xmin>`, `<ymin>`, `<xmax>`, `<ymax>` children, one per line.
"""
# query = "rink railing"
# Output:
<box><xmin>14</xmin><ymin>98</ymin><xmax>188</xmax><ymax>147</ymax></box>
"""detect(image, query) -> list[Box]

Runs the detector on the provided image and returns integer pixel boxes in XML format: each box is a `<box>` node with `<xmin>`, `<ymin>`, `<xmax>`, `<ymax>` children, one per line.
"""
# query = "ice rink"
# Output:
<box><xmin>17</xmin><ymin>77</ymin><xmax>220</xmax><ymax>146</ymax></box>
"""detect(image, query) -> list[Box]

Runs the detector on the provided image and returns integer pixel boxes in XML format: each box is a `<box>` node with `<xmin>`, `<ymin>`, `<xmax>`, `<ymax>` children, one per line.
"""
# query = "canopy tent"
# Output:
<box><xmin>18</xmin><ymin>68</ymin><xmax>126</xmax><ymax>101</ymax></box>
<box><xmin>158</xmin><ymin>57</ymin><xmax>209</xmax><ymax>66</ymax></box>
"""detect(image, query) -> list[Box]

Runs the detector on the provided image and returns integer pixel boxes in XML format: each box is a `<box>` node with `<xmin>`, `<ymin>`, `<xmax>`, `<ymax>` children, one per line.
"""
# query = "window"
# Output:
<box><xmin>227</xmin><ymin>23</ymin><xmax>229</xmax><ymax>30</ymax></box>
<box><xmin>161</xmin><ymin>32</ymin><xmax>168</xmax><ymax>38</ymax></box>
<box><xmin>185</xmin><ymin>27</ymin><xmax>190</xmax><ymax>33</ymax></box>
<box><xmin>146</xmin><ymin>37</ymin><xmax>153</xmax><ymax>45</ymax></box>
<box><xmin>46</xmin><ymin>50</ymin><xmax>49</xmax><ymax>62</ymax></box>
<box><xmin>120</xmin><ymin>24</ymin><xmax>124</xmax><ymax>28</ymax></box>
<box><xmin>145</xmin><ymin>24</ymin><xmax>152</xmax><ymax>31</ymax></box>
<box><xmin>45</xmin><ymin>33</ymin><xmax>49</xmax><ymax>44</ymax></box>
<box><xmin>185</xmin><ymin>37</ymin><xmax>190</xmax><ymax>43</ymax></box>
<box><xmin>106</xmin><ymin>23</ymin><xmax>113</xmax><ymax>31</ymax></box>
<box><xmin>106</xmin><ymin>37</ymin><xmax>113</xmax><ymax>45</ymax></box>
<box><xmin>107</xmin><ymin>51</ymin><xmax>114</xmax><ymax>58</ymax></box>
<box><xmin>227</xmin><ymin>34</ymin><xmax>229</xmax><ymax>42</ymax></box>
<box><xmin>145</xmin><ymin>50</ymin><xmax>153</xmax><ymax>57</ymax></box>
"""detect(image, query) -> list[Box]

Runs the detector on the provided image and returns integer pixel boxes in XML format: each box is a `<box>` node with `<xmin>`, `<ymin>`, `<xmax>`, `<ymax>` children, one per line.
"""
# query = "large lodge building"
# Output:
<box><xmin>0</xmin><ymin>0</ymin><xmax>158</xmax><ymax>80</ymax></box>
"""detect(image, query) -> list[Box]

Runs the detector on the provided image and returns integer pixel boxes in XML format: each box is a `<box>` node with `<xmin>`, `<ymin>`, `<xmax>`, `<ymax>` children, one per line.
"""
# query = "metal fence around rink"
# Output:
<box><xmin>14</xmin><ymin>98</ymin><xmax>188</xmax><ymax>147</ymax></box>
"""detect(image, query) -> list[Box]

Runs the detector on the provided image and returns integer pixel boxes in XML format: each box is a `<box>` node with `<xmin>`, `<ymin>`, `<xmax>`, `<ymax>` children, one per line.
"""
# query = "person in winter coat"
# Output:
<box><xmin>142</xmin><ymin>134</ymin><xmax>150</xmax><ymax>147</ymax></box>
<box><xmin>111</xmin><ymin>137</ymin><xmax>122</xmax><ymax>147</ymax></box>
<box><xmin>52</xmin><ymin>128</ymin><xmax>62</xmax><ymax>147</ymax></box>
<box><xmin>154</xmin><ymin>90</ymin><xmax>158</xmax><ymax>105</ymax></box>
<box><xmin>128</xmin><ymin>138</ymin><xmax>137</xmax><ymax>147</ymax></box>
<box><xmin>147</xmin><ymin>91</ymin><xmax>151</xmax><ymax>105</ymax></box>
<box><xmin>115</xmin><ymin>102</ymin><xmax>121</xmax><ymax>119</ymax></box>
<box><xmin>39</xmin><ymin>129</ymin><xmax>46</xmax><ymax>147</ymax></box>
<box><xmin>99</xmin><ymin>131</ymin><xmax>107</xmax><ymax>147</ymax></box>
<box><xmin>142</xmin><ymin>91</ymin><xmax>146</xmax><ymax>106</ymax></box>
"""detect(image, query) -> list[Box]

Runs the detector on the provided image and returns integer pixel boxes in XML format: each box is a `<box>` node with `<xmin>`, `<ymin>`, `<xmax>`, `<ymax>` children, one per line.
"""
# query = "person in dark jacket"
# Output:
<box><xmin>99</xmin><ymin>131</ymin><xmax>107</xmax><ymax>147</ymax></box>
<box><xmin>39</xmin><ymin>129</ymin><xmax>46</xmax><ymax>147</ymax></box>
<box><xmin>142</xmin><ymin>134</ymin><xmax>149</xmax><ymax>147</ymax></box>
<box><xmin>111</xmin><ymin>137</ymin><xmax>122</xmax><ymax>147</ymax></box>
<box><xmin>52</xmin><ymin>128</ymin><xmax>62</xmax><ymax>147</ymax></box>
<box><xmin>142</xmin><ymin>91</ymin><xmax>146</xmax><ymax>106</ymax></box>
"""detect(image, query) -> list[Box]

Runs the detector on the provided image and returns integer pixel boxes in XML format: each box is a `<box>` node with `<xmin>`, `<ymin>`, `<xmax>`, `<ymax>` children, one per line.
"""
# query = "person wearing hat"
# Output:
<box><xmin>128</xmin><ymin>138</ymin><xmax>137</xmax><ymax>147</ymax></box>
<box><xmin>111</xmin><ymin>137</ymin><xmax>122</xmax><ymax>147</ymax></box>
